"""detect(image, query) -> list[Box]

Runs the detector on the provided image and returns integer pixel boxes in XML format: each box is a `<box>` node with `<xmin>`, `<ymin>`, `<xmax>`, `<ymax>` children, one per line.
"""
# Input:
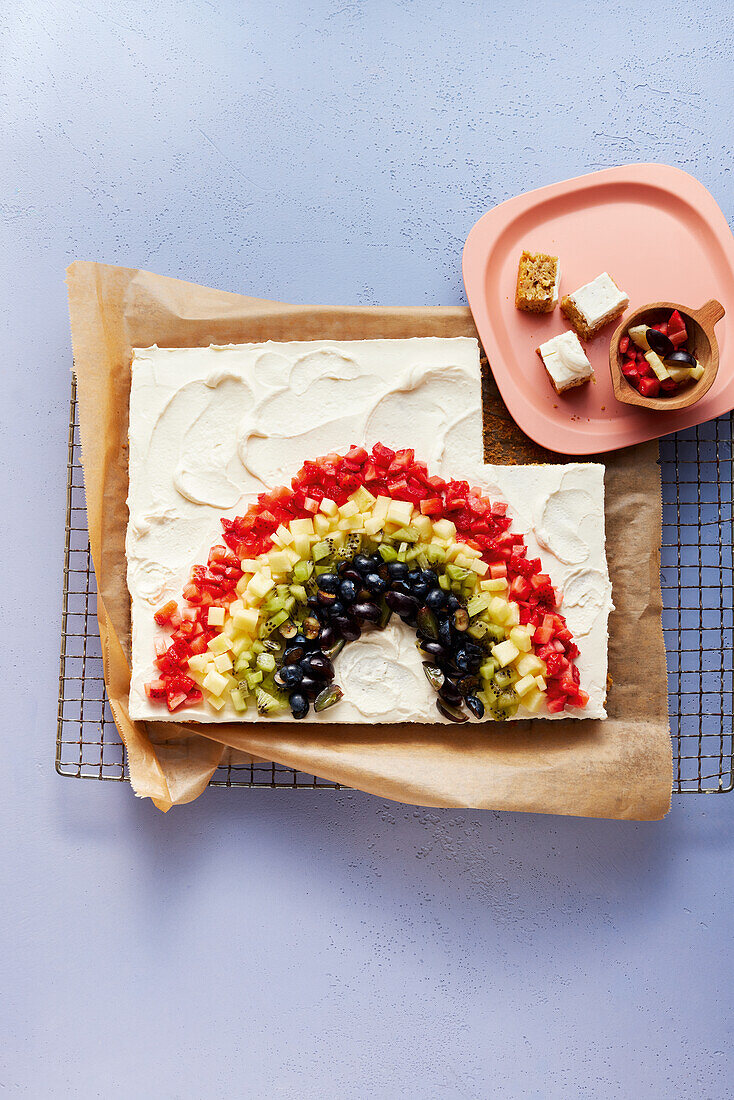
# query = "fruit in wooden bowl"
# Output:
<box><xmin>609</xmin><ymin>300</ymin><xmax>725</xmax><ymax>412</ymax></box>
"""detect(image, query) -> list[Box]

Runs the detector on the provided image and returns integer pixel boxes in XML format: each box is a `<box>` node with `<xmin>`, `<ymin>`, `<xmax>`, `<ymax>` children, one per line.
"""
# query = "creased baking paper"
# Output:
<box><xmin>66</xmin><ymin>262</ymin><xmax>672</xmax><ymax>818</ymax></box>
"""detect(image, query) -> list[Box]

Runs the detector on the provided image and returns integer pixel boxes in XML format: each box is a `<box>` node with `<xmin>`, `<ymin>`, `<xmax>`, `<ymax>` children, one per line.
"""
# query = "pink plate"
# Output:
<box><xmin>462</xmin><ymin>164</ymin><xmax>733</xmax><ymax>454</ymax></box>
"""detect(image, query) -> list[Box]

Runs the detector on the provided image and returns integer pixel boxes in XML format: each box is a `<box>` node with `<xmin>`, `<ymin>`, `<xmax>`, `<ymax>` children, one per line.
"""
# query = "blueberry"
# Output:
<box><xmin>407</xmin><ymin>570</ymin><xmax>422</xmax><ymax>584</ymax></box>
<box><xmin>331</xmin><ymin>600</ymin><xmax>345</xmax><ymax>616</ymax></box>
<box><xmin>446</xmin><ymin>595</ymin><xmax>461</xmax><ymax>612</ymax></box>
<box><xmin>280</xmin><ymin>663</ymin><xmax>303</xmax><ymax>687</ymax></box>
<box><xmin>454</xmin><ymin>649</ymin><xmax>471</xmax><ymax>673</ymax></box>
<box><xmin>293</xmin><ymin>633</ymin><xmax>309</xmax><ymax>647</ymax></box>
<box><xmin>289</xmin><ymin>692</ymin><xmax>309</xmax><ymax>719</ymax></box>
<box><xmin>421</xmin><ymin>569</ymin><xmax>438</xmax><ymax>588</ymax></box>
<box><xmin>354</xmin><ymin>554</ymin><xmax>373</xmax><ymax>574</ymax></box>
<box><xmin>438</xmin><ymin>618</ymin><xmax>453</xmax><ymax>649</ymax></box>
<box><xmin>339</xmin><ymin>579</ymin><xmax>357</xmax><ymax>603</ymax></box>
<box><xmin>411</xmin><ymin>582</ymin><xmax>429</xmax><ymax>600</ymax></box>
<box><xmin>425</xmin><ymin>588</ymin><xmax>446</xmax><ymax>612</ymax></box>
<box><xmin>387</xmin><ymin>561</ymin><xmax>409</xmax><ymax>580</ymax></box>
<box><xmin>317</xmin><ymin>572</ymin><xmax>339</xmax><ymax>593</ymax></box>
<box><xmin>365</xmin><ymin>572</ymin><xmax>387</xmax><ymax>596</ymax></box>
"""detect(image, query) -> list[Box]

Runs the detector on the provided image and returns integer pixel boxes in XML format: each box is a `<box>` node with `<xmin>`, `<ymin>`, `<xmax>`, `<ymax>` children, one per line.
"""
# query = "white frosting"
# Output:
<box><xmin>569</xmin><ymin>272</ymin><xmax>628</xmax><ymax>328</ymax></box>
<box><xmin>127</xmin><ymin>339</ymin><xmax>613</xmax><ymax>724</ymax></box>
<box><xmin>551</xmin><ymin>261</ymin><xmax>561</xmax><ymax>307</ymax></box>
<box><xmin>538</xmin><ymin>331</ymin><xmax>592</xmax><ymax>391</ymax></box>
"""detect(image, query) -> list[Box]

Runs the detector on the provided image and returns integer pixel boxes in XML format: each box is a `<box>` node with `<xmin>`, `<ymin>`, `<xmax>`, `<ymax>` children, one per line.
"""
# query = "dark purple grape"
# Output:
<box><xmin>385</xmin><ymin>591</ymin><xmax>419</xmax><ymax>617</ymax></box>
<box><xmin>438</xmin><ymin>618</ymin><xmax>453</xmax><ymax>649</ymax></box>
<box><xmin>341</xmin><ymin>568</ymin><xmax>362</xmax><ymax>584</ymax></box>
<box><xmin>352</xmin><ymin>601</ymin><xmax>381</xmax><ymax>623</ymax></box>
<box><xmin>317</xmin><ymin>572</ymin><xmax>339</xmax><ymax>593</ymax></box>
<box><xmin>419</xmin><ymin>640</ymin><xmax>449</xmax><ymax>661</ymax></box>
<box><xmin>353</xmin><ymin>554</ymin><xmax>373</xmax><ymax>574</ymax></box>
<box><xmin>646</xmin><ymin>327</ymin><xmax>674</xmax><ymax>357</ymax></box>
<box><xmin>664</xmin><ymin>349</ymin><xmax>696</xmax><ymax>367</ymax></box>
<box><xmin>439</xmin><ymin>681</ymin><xmax>462</xmax><ymax>706</ymax></box>
<box><xmin>446</xmin><ymin>594</ymin><xmax>461</xmax><ymax>612</ymax></box>
<box><xmin>318</xmin><ymin>625</ymin><xmax>336</xmax><ymax>649</ymax></box>
<box><xmin>283</xmin><ymin>645</ymin><xmax>305</xmax><ymax>665</ymax></box>
<box><xmin>465</xmin><ymin>694</ymin><xmax>485</xmax><ymax>720</ymax></box>
<box><xmin>317</xmin><ymin>589</ymin><xmax>337</xmax><ymax>606</ymax></box>
<box><xmin>306</xmin><ymin>653</ymin><xmax>335</xmax><ymax>680</ymax></box>
<box><xmin>299</xmin><ymin>676</ymin><xmax>321</xmax><ymax>700</ymax></box>
<box><xmin>436</xmin><ymin>697</ymin><xmax>468</xmax><ymax>723</ymax></box>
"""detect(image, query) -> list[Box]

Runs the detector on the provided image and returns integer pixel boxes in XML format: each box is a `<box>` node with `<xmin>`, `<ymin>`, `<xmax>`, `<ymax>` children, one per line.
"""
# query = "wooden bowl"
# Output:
<box><xmin>609</xmin><ymin>299</ymin><xmax>725</xmax><ymax>412</ymax></box>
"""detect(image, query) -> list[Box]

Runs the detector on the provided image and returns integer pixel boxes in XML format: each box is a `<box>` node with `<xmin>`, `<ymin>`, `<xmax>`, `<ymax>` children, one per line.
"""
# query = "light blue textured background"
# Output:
<box><xmin>3</xmin><ymin>1</ymin><xmax>734</xmax><ymax>1097</ymax></box>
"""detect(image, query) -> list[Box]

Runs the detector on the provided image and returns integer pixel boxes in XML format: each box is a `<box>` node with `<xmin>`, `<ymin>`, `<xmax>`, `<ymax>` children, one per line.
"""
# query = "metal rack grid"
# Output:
<box><xmin>57</xmin><ymin>378</ymin><xmax>734</xmax><ymax>793</ymax></box>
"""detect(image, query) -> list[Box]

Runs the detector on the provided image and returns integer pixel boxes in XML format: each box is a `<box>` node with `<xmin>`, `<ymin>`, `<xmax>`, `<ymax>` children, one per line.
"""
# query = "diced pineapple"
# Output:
<box><xmin>319</xmin><ymin>497</ymin><xmax>338</xmax><ymax>516</ymax></box>
<box><xmin>432</xmin><ymin>518</ymin><xmax>456</xmax><ymax>539</ymax></box>
<box><xmin>246</xmin><ymin>572</ymin><xmax>275</xmax><ymax>601</ymax></box>
<box><xmin>208</xmin><ymin>633</ymin><xmax>233</xmax><ymax>656</ymax></box>
<box><xmin>387</xmin><ymin>499</ymin><xmax>414</xmax><ymax>526</ymax></box>
<box><xmin>313</xmin><ymin>513</ymin><xmax>331</xmax><ymax>536</ymax></box>
<box><xmin>690</xmin><ymin>362</ymin><xmax>704</xmax><ymax>380</ymax></box>
<box><xmin>208</xmin><ymin>694</ymin><xmax>227</xmax><ymax>711</ymax></box>
<box><xmin>505</xmin><ymin>602</ymin><xmax>520</xmax><ymax>627</ymax></box>
<box><xmin>372</xmin><ymin>496</ymin><xmax>391</xmax><ymax>523</ymax></box>
<box><xmin>235</xmin><ymin>576</ymin><xmax>248</xmax><ymax>595</ymax></box>
<box><xmin>213</xmin><ymin>652</ymin><xmax>233</xmax><ymax>673</ymax></box>
<box><xmin>187</xmin><ymin>654</ymin><xmax>209</xmax><ymax>673</ymax></box>
<box><xmin>267</xmin><ymin>551</ymin><xmax>291</xmax><ymax>576</ymax></box>
<box><xmin>275</xmin><ymin>523</ymin><xmax>294</xmax><ymax>545</ymax></box>
<box><xmin>337</xmin><ymin>514</ymin><xmax>362</xmax><ymax>531</ymax></box>
<box><xmin>514</xmin><ymin>674</ymin><xmax>536</xmax><ymax>697</ymax></box>
<box><xmin>628</xmin><ymin>324</ymin><xmax>651</xmax><ymax>351</ymax></box>
<box><xmin>509</xmin><ymin>626</ymin><xmax>532</xmax><ymax>652</ymax></box>
<box><xmin>290</xmin><ymin>517</ymin><xmax>314</xmax><ymax>537</ymax></box>
<box><xmin>230</xmin><ymin>688</ymin><xmax>248</xmax><ymax>713</ymax></box>
<box><xmin>488</xmin><ymin>596</ymin><xmax>510</xmax><ymax>623</ymax></box>
<box><xmin>645</xmin><ymin>350</ymin><xmax>671</xmax><ymax>381</ymax></box>
<box><xmin>293</xmin><ymin>534</ymin><xmax>312</xmax><ymax>558</ymax></box>
<box><xmin>203</xmin><ymin>668</ymin><xmax>229</xmax><ymax>696</ymax></box>
<box><xmin>516</xmin><ymin>653</ymin><xmax>544</xmax><ymax>678</ymax></box>
<box><xmin>493</xmin><ymin>639</ymin><xmax>519</xmax><ymax>667</ymax></box>
<box><xmin>467</xmin><ymin>558</ymin><xmax>489</xmax><ymax>576</ymax></box>
<box><xmin>232</xmin><ymin>606</ymin><xmax>259</xmax><ymax>634</ymax></box>
<box><xmin>480</xmin><ymin>577</ymin><xmax>508</xmax><ymax>592</ymax></box>
<box><xmin>522</xmin><ymin>688</ymin><xmax>546</xmax><ymax>714</ymax></box>
<box><xmin>454</xmin><ymin>552</ymin><xmax>473</xmax><ymax>570</ymax></box>
<box><xmin>363</xmin><ymin>515</ymin><xmax>384</xmax><ymax>536</ymax></box>
<box><xmin>534</xmin><ymin>675</ymin><xmax>547</xmax><ymax>692</ymax></box>
<box><xmin>413</xmin><ymin>514</ymin><xmax>433</xmax><ymax>541</ymax></box>
<box><xmin>239</xmin><ymin>558</ymin><xmax>260</xmax><ymax>572</ymax></box>
<box><xmin>338</xmin><ymin>499</ymin><xmax>359</xmax><ymax>519</ymax></box>
<box><xmin>207</xmin><ymin>606</ymin><xmax>225</xmax><ymax>627</ymax></box>
<box><xmin>351</xmin><ymin>485</ymin><xmax>376</xmax><ymax>511</ymax></box>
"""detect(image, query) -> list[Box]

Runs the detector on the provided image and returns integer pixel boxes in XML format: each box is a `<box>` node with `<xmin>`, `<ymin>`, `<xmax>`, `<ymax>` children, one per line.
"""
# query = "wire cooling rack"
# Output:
<box><xmin>56</xmin><ymin>377</ymin><xmax>734</xmax><ymax>792</ymax></box>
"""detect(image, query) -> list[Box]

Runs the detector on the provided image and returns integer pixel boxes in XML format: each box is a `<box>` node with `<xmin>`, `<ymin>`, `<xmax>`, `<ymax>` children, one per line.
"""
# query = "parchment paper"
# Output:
<box><xmin>66</xmin><ymin>262</ymin><xmax>672</xmax><ymax>818</ymax></box>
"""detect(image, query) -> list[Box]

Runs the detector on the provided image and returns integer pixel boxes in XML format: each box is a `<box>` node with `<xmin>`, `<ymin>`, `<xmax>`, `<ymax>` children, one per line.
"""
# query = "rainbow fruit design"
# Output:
<box><xmin>146</xmin><ymin>444</ymin><xmax>587</xmax><ymax>721</ymax></box>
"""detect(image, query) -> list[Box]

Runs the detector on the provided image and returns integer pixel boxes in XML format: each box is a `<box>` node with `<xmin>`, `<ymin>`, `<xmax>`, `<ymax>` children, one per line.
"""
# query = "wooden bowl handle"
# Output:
<box><xmin>694</xmin><ymin>299</ymin><xmax>725</xmax><ymax>328</ymax></box>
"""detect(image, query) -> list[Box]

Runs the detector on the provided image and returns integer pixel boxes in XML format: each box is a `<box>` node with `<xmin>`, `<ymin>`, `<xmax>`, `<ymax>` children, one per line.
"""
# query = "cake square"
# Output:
<box><xmin>537</xmin><ymin>330</ymin><xmax>593</xmax><ymax>394</ymax></box>
<box><xmin>515</xmin><ymin>251</ymin><xmax>560</xmax><ymax>313</ymax></box>
<box><xmin>560</xmin><ymin>271</ymin><xmax>628</xmax><ymax>339</ymax></box>
<box><xmin>127</xmin><ymin>339</ymin><xmax>612</xmax><ymax>725</ymax></box>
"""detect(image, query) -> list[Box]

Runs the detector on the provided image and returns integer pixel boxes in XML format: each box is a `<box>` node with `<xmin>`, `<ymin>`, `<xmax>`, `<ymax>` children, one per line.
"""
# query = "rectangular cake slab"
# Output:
<box><xmin>127</xmin><ymin>339</ymin><xmax>612</xmax><ymax>723</ymax></box>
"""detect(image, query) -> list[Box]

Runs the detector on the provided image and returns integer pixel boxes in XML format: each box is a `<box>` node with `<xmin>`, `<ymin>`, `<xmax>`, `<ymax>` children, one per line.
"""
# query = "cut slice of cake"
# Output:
<box><xmin>537</xmin><ymin>330</ymin><xmax>593</xmax><ymax>394</ymax></box>
<box><xmin>515</xmin><ymin>251</ymin><xmax>560</xmax><ymax>314</ymax></box>
<box><xmin>560</xmin><ymin>272</ymin><xmax>628</xmax><ymax>339</ymax></box>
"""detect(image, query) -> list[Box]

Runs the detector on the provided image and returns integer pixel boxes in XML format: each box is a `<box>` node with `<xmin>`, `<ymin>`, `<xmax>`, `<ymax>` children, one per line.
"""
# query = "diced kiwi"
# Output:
<box><xmin>391</xmin><ymin>525</ymin><xmax>419</xmax><ymax>543</ymax></box>
<box><xmin>496</xmin><ymin>687</ymin><xmax>518</xmax><ymax>710</ymax></box>
<box><xmin>256</xmin><ymin>652</ymin><xmax>276</xmax><ymax>672</ymax></box>
<box><xmin>378</xmin><ymin>544</ymin><xmax>398</xmax><ymax>562</ymax></box>
<box><xmin>312</xmin><ymin>540</ymin><xmax>332</xmax><ymax>562</ymax></box>
<box><xmin>493</xmin><ymin>668</ymin><xmax>514</xmax><ymax>690</ymax></box>
<box><xmin>292</xmin><ymin>560</ymin><xmax>313</xmax><ymax>584</ymax></box>
<box><xmin>256</xmin><ymin>688</ymin><xmax>285</xmax><ymax>716</ymax></box>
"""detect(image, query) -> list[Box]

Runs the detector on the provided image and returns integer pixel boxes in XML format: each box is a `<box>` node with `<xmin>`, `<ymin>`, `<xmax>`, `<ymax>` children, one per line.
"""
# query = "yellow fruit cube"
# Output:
<box><xmin>516</xmin><ymin>654</ymin><xmax>544</xmax><ymax>678</ymax></box>
<box><xmin>213</xmin><ymin>652</ymin><xmax>233</xmax><ymax>673</ymax></box>
<box><xmin>207</xmin><ymin>606</ymin><xmax>225</xmax><ymax>627</ymax></box>
<box><xmin>387</xmin><ymin>499</ymin><xmax>413</xmax><ymax>526</ymax></box>
<box><xmin>493</xmin><ymin>639</ymin><xmax>519</xmax><ymax>667</ymax></box>
<box><xmin>514</xmin><ymin>674</ymin><xmax>536</xmax><ymax>697</ymax></box>
<box><xmin>509</xmin><ymin>626</ymin><xmax>532</xmax><ymax>652</ymax></box>
<box><xmin>203</xmin><ymin>668</ymin><xmax>229</xmax><ymax>696</ymax></box>
<box><xmin>319</xmin><ymin>497</ymin><xmax>338</xmax><ymax>516</ymax></box>
<box><xmin>207</xmin><ymin>634</ymin><xmax>233</xmax><ymax>656</ymax></box>
<box><xmin>522</xmin><ymin>688</ymin><xmax>545</xmax><ymax>714</ymax></box>
<box><xmin>432</xmin><ymin>518</ymin><xmax>456</xmax><ymax>539</ymax></box>
<box><xmin>290</xmin><ymin>517</ymin><xmax>314</xmax><ymax>537</ymax></box>
<box><xmin>338</xmin><ymin>499</ymin><xmax>359</xmax><ymax>518</ymax></box>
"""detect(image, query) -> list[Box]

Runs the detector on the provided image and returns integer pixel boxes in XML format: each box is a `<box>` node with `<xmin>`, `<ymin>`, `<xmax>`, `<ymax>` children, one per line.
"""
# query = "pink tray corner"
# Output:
<box><xmin>462</xmin><ymin>163</ymin><xmax>733</xmax><ymax>454</ymax></box>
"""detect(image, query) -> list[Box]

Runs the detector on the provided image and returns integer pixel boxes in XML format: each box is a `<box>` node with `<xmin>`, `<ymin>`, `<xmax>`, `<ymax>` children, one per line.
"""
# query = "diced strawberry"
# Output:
<box><xmin>154</xmin><ymin>599</ymin><xmax>178</xmax><ymax>626</ymax></box>
<box><xmin>372</xmin><ymin>442</ymin><xmax>395</xmax><ymax>467</ymax></box>
<box><xmin>652</xmin><ymin>322</ymin><xmax>668</xmax><ymax>335</ymax></box>
<box><xmin>619</xmin><ymin>335</ymin><xmax>630</xmax><ymax>354</ymax></box>
<box><xmin>660</xmin><ymin>378</ymin><xmax>679</xmax><ymax>393</ymax></box>
<box><xmin>144</xmin><ymin>679</ymin><xmax>168</xmax><ymax>699</ymax></box>
<box><xmin>346</xmin><ymin>445</ymin><xmax>368</xmax><ymax>464</ymax></box>
<box><xmin>489</xmin><ymin>563</ymin><xmax>507</xmax><ymax>579</ymax></box>
<box><xmin>420</xmin><ymin>497</ymin><xmax>443</xmax><ymax>515</ymax></box>
<box><xmin>167</xmin><ymin>691</ymin><xmax>188</xmax><ymax>712</ymax></box>
<box><xmin>546</xmin><ymin>696</ymin><xmax>566</xmax><ymax>714</ymax></box>
<box><xmin>509</xmin><ymin>576</ymin><xmax>532</xmax><ymax>601</ymax></box>
<box><xmin>621</xmin><ymin>360</ymin><xmax>639</xmax><ymax>379</ymax></box>
<box><xmin>638</xmin><ymin>377</ymin><xmax>661</xmax><ymax>398</ymax></box>
<box><xmin>667</xmin><ymin>309</ymin><xmax>686</xmax><ymax>335</ymax></box>
<box><xmin>533</xmin><ymin>625</ymin><xmax>553</xmax><ymax>645</ymax></box>
<box><xmin>669</xmin><ymin>330</ymin><xmax>688</xmax><ymax>349</ymax></box>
